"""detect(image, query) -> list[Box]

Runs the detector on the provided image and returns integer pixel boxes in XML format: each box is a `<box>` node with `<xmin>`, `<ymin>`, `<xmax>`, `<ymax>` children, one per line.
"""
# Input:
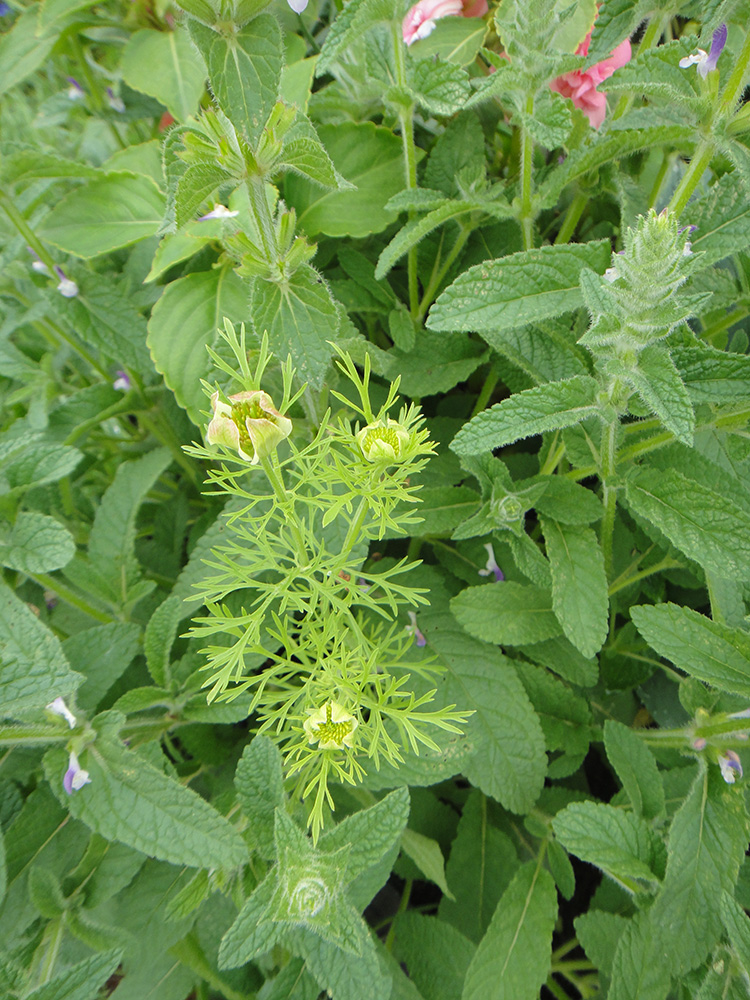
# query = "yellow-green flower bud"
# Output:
<box><xmin>356</xmin><ymin>419</ymin><xmax>411</xmax><ymax>464</ymax></box>
<box><xmin>303</xmin><ymin>701</ymin><xmax>358</xmax><ymax>750</ymax></box>
<box><xmin>206</xmin><ymin>390</ymin><xmax>292</xmax><ymax>464</ymax></box>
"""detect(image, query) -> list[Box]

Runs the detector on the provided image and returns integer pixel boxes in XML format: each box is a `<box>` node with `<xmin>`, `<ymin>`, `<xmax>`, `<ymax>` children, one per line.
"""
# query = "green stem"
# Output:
<box><xmin>339</xmin><ymin>497</ymin><xmax>369</xmax><ymax>561</ymax></box>
<box><xmin>0</xmin><ymin>725</ymin><xmax>71</xmax><ymax>748</ymax></box>
<box><xmin>392</xmin><ymin>23</ymin><xmax>419</xmax><ymax>315</ymax></box>
<box><xmin>260</xmin><ymin>456</ymin><xmax>308</xmax><ymax>562</ymax></box>
<box><xmin>702</xmin><ymin>305</ymin><xmax>749</xmax><ymax>342</ymax></box>
<box><xmin>554</xmin><ymin>192</ymin><xmax>587</xmax><ymax>245</ymax></box>
<box><xmin>647</xmin><ymin>151</ymin><xmax>672</xmax><ymax>209</ymax></box>
<box><xmin>720</xmin><ymin>24</ymin><xmax>750</xmax><ymax>112</ymax></box>
<box><xmin>29</xmin><ymin>573</ymin><xmax>114</xmax><ymax>623</ymax></box>
<box><xmin>706</xmin><ymin>572</ymin><xmax>726</xmax><ymax>624</ymax></box>
<box><xmin>170</xmin><ymin>934</ymin><xmax>256</xmax><ymax>1000</ymax></box>
<box><xmin>608</xmin><ymin>556</ymin><xmax>684</xmax><ymax>597</ymax></box>
<box><xmin>612</xmin><ymin>15</ymin><xmax>666</xmax><ymax>120</ymax></box>
<box><xmin>0</xmin><ymin>190</ymin><xmax>58</xmax><ymax>272</ymax></box>
<box><xmin>416</xmin><ymin>225</ymin><xmax>471</xmax><ymax>321</ymax></box>
<box><xmin>599</xmin><ymin>418</ymin><xmax>618</xmax><ymax>579</ymax></box>
<box><xmin>385</xmin><ymin>876</ymin><xmax>413</xmax><ymax>952</ymax></box>
<box><xmin>29</xmin><ymin>917</ymin><xmax>65</xmax><ymax>989</ymax></box>
<box><xmin>667</xmin><ymin>140</ymin><xmax>714</xmax><ymax>217</ymax></box>
<box><xmin>137</xmin><ymin>410</ymin><xmax>200</xmax><ymax>487</ymax></box>
<box><xmin>540</xmin><ymin>436</ymin><xmax>566</xmax><ymax>476</ymax></box>
<box><xmin>246</xmin><ymin>179</ymin><xmax>276</xmax><ymax>264</ymax></box>
<box><xmin>64</xmin><ymin>392</ymin><xmax>140</xmax><ymax>446</ymax></box>
<box><xmin>69</xmin><ymin>32</ymin><xmax>103</xmax><ymax>111</ymax></box>
<box><xmin>519</xmin><ymin>93</ymin><xmax>535</xmax><ymax>250</ymax></box>
<box><xmin>470</xmin><ymin>364</ymin><xmax>500</xmax><ymax>418</ymax></box>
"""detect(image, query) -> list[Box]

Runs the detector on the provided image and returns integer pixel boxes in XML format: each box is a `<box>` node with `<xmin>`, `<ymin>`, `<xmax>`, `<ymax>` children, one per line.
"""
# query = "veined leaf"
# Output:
<box><xmin>121</xmin><ymin>27</ymin><xmax>206</xmax><ymax>122</ymax></box>
<box><xmin>451</xmin><ymin>582</ymin><xmax>562</xmax><ymax>645</ymax></box>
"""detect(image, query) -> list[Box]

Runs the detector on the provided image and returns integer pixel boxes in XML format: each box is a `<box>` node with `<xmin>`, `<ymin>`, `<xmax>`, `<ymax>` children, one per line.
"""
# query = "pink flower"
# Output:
<box><xmin>550</xmin><ymin>27</ymin><xmax>632</xmax><ymax>129</ymax></box>
<box><xmin>402</xmin><ymin>0</ymin><xmax>487</xmax><ymax>46</ymax></box>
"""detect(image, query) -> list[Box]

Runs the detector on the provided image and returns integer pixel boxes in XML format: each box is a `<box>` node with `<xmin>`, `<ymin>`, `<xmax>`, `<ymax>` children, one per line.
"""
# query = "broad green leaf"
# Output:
<box><xmin>0</xmin><ymin>512</ymin><xmax>75</xmax><ymax>573</ymax></box>
<box><xmin>280</xmin><ymin>137</ymin><xmax>340</xmax><ymax>189</ymax></box>
<box><xmin>121</xmin><ymin>27</ymin><xmax>206</xmax><ymax>122</ymax></box>
<box><xmin>604</xmin><ymin>720</ymin><xmax>664</xmax><ymax>820</ymax></box>
<box><xmin>530</xmin><ymin>476</ymin><xmax>602</xmax><ymax>525</ymax></box>
<box><xmin>672</xmin><ymin>342</ymin><xmax>750</xmax><ymax>403</ymax></box>
<box><xmin>0</xmin><ymin>436</ymin><xmax>82</xmax><ymax>495</ymax></box>
<box><xmin>631</xmin><ymin>603</ymin><xmax>750</xmax><ymax>699</ymax></box>
<box><xmin>439</xmin><ymin>790</ymin><xmax>520</xmax><ymax>943</ymax></box>
<box><xmin>38</xmin><ymin>173</ymin><xmax>165</xmax><ymax>258</ymax></box>
<box><xmin>450</xmin><ymin>376</ymin><xmax>600</xmax><ymax>455</ymax></box>
<box><xmin>517</xmin><ymin>662</ymin><xmax>592</xmax><ymax>765</ymax></box>
<box><xmin>542</xmin><ymin>518</ymin><xmax>608</xmax><ymax>658</ymax></box>
<box><xmin>690</xmin><ymin>171</ymin><xmax>750</xmax><ymax>267</ymax></box>
<box><xmin>37</xmin><ymin>0</ymin><xmax>100</xmax><ymax>28</ymax></box>
<box><xmin>409</xmin><ymin>58</ymin><xmax>471</xmax><ymax>116</ymax></box>
<box><xmin>289</xmin><ymin>926</ymin><xmax>390</xmax><ymax>1000</ymax></box>
<box><xmin>280</xmin><ymin>56</ymin><xmax>317</xmax><ymax>112</ymax></box>
<box><xmin>23</xmin><ymin>949</ymin><xmax>123</xmax><ymax>1000</ymax></box>
<box><xmin>518</xmin><ymin>635</ymin><xmax>598</xmax><ymax>687</ymax></box>
<box><xmin>44</xmin><ymin>740</ymin><xmax>247</xmax><ymax>870</ymax></box>
<box><xmin>189</xmin><ymin>17</ymin><xmax>281</xmax><ymax>145</ymax></box>
<box><xmin>0</xmin><ymin>580</ymin><xmax>83</xmax><ymax>718</ymax></box>
<box><xmin>461</xmin><ymin>863</ymin><xmax>557</xmax><ymax>1000</ymax></box>
<box><xmin>625</xmin><ymin>466</ymin><xmax>750</xmax><ymax>581</ymax></box>
<box><xmin>371</xmin><ymin>330</ymin><xmax>488</xmax><ymax>397</ymax></box>
<box><xmin>409</xmin><ymin>16</ymin><xmax>486</xmax><ymax>65</ymax></box>
<box><xmin>286</xmin><ymin>122</ymin><xmax>408</xmax><ymax>238</ymax></box>
<box><xmin>649</xmin><ymin>768</ymin><xmax>749</xmax><ymax>976</ymax></box>
<box><xmin>0</xmin><ymin>149</ymin><xmax>100</xmax><ymax>183</ymax></box>
<box><xmin>147</xmin><ymin>267</ymin><xmax>248</xmax><ymax>426</ymax></box>
<box><xmin>586</xmin><ymin>0</ymin><xmax>639</xmax><ymax>63</ymax></box>
<box><xmin>400</xmin><ymin>829</ymin><xmax>453</xmax><ymax>899</ymax></box>
<box><xmin>0</xmin><ymin>9</ymin><xmax>57</xmax><ymax>97</ymax></box>
<box><xmin>63</xmin><ymin>623</ymin><xmax>141</xmax><ymax>712</ymax></box>
<box><xmin>235</xmin><ymin>735</ymin><xmax>284</xmax><ymax>860</ymax></box>
<box><xmin>605</xmin><ymin>37</ymin><xmax>700</xmax><ymax>103</ymax></box>
<box><xmin>319</xmin><ymin>787</ymin><xmax>410</xmax><ymax>886</ymax></box>
<box><xmin>452</xmin><ymin>582</ymin><xmax>562</xmax><ymax>645</ymax></box>
<box><xmin>427</xmin><ymin>242</ymin><xmax>611</xmax><ymax>333</ymax></box>
<box><xmin>574</xmin><ymin>910</ymin><xmax>628</xmax><ymax>979</ymax></box>
<box><xmin>315</xmin><ymin>0</ymin><xmax>400</xmax><ymax>75</ymax></box>
<box><xmin>175</xmin><ymin>163</ymin><xmax>234</xmax><ymax>228</ymax></box>
<box><xmin>607</xmin><ymin>913</ymin><xmax>671</xmax><ymax>1000</ymax></box>
<box><xmin>422</xmin><ymin>612</ymin><xmax>547</xmax><ymax>813</ymax></box>
<box><xmin>479</xmin><ymin>318</ymin><xmax>589</xmax><ymax>386</ymax></box>
<box><xmin>721</xmin><ymin>892</ymin><xmax>750</xmax><ymax>975</ymax></box>
<box><xmin>424</xmin><ymin>112</ymin><xmax>486</xmax><ymax>196</ymax></box>
<box><xmin>610</xmin><ymin>345</ymin><xmax>694</xmax><ymax>445</ymax></box>
<box><xmin>249</xmin><ymin>265</ymin><xmax>338</xmax><ymax>391</ymax></box>
<box><xmin>392</xmin><ymin>912</ymin><xmax>474</xmax><ymax>1000</ymax></box>
<box><xmin>552</xmin><ymin>801</ymin><xmax>661</xmax><ymax>889</ymax></box>
<box><xmin>391</xmin><ymin>486</ymin><xmax>480</xmax><ymax>538</ymax></box>
<box><xmin>0</xmin><ymin>824</ymin><xmax>5</xmax><ymax>906</ymax></box>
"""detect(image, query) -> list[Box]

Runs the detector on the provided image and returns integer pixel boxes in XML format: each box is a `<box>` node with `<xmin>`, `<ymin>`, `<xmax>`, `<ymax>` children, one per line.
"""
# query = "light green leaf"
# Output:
<box><xmin>439</xmin><ymin>790</ymin><xmax>520</xmax><ymax>943</ymax></box>
<box><xmin>147</xmin><ymin>267</ymin><xmax>248</xmax><ymax>426</ymax></box>
<box><xmin>286</xmin><ymin>122</ymin><xmax>409</xmax><ymax>238</ymax></box>
<box><xmin>23</xmin><ymin>949</ymin><xmax>123</xmax><ymax>1000</ymax></box>
<box><xmin>574</xmin><ymin>910</ymin><xmax>628</xmax><ymax>979</ymax></box>
<box><xmin>518</xmin><ymin>635</ymin><xmax>598</xmax><ymax>687</ymax></box>
<box><xmin>605</xmin><ymin>37</ymin><xmax>700</xmax><ymax>102</ymax></box>
<box><xmin>189</xmin><ymin>16</ymin><xmax>281</xmax><ymax>144</ymax></box>
<box><xmin>610</xmin><ymin>345</ymin><xmax>694</xmax><ymax>445</ymax></box>
<box><xmin>249</xmin><ymin>265</ymin><xmax>338</xmax><ymax>391</ymax></box>
<box><xmin>690</xmin><ymin>171</ymin><xmax>750</xmax><ymax>267</ymax></box>
<box><xmin>235</xmin><ymin>736</ymin><xmax>284</xmax><ymax>860</ymax></box>
<box><xmin>409</xmin><ymin>16</ymin><xmax>486</xmax><ymax>65</ymax></box>
<box><xmin>424</xmin><ymin>112</ymin><xmax>486</xmax><ymax>196</ymax></box>
<box><xmin>531</xmin><ymin>476</ymin><xmax>602</xmax><ymax>525</ymax></box>
<box><xmin>0</xmin><ymin>823</ymin><xmax>5</xmax><ymax>906</ymax></box>
<box><xmin>175</xmin><ymin>163</ymin><xmax>234</xmax><ymax>228</ymax></box>
<box><xmin>625</xmin><ymin>466</ymin><xmax>750</xmax><ymax>581</ymax></box>
<box><xmin>552</xmin><ymin>801</ymin><xmax>661</xmax><ymax>889</ymax></box>
<box><xmin>461</xmin><ymin>862</ymin><xmax>557</xmax><ymax>1000</ymax></box>
<box><xmin>143</xmin><ymin>596</ymin><xmax>182</xmax><ymax>688</ymax></box>
<box><xmin>450</xmin><ymin>376</ymin><xmax>600</xmax><ymax>455</ymax></box>
<box><xmin>604</xmin><ymin>720</ymin><xmax>664</xmax><ymax>820</ymax></box>
<box><xmin>121</xmin><ymin>27</ymin><xmax>206</xmax><ymax>121</ymax></box>
<box><xmin>649</xmin><ymin>767</ymin><xmax>749</xmax><ymax>976</ymax></box>
<box><xmin>672</xmin><ymin>342</ymin><xmax>750</xmax><ymax>403</ymax></box>
<box><xmin>63</xmin><ymin>623</ymin><xmax>141</xmax><ymax>713</ymax></box>
<box><xmin>0</xmin><ymin>580</ymin><xmax>82</xmax><ymax>718</ymax></box>
<box><xmin>631</xmin><ymin>602</ymin><xmax>750</xmax><ymax>699</ymax></box>
<box><xmin>0</xmin><ymin>9</ymin><xmax>57</xmax><ymax>97</ymax></box>
<box><xmin>451</xmin><ymin>582</ymin><xmax>562</xmax><ymax>645</ymax></box>
<box><xmin>586</xmin><ymin>0</ymin><xmax>639</xmax><ymax>63</ymax></box>
<box><xmin>316</xmin><ymin>0</ymin><xmax>400</xmax><ymax>75</ymax></box>
<box><xmin>319</xmin><ymin>787</ymin><xmax>410</xmax><ymax>886</ymax></box>
<box><xmin>279</xmin><ymin>137</ymin><xmax>341</xmax><ymax>189</ymax></box>
<box><xmin>37</xmin><ymin>0</ymin><xmax>100</xmax><ymax>29</ymax></box>
<box><xmin>409</xmin><ymin>58</ymin><xmax>471</xmax><ymax>115</ymax></box>
<box><xmin>38</xmin><ymin>173</ymin><xmax>165</xmax><ymax>258</ymax></box>
<box><xmin>517</xmin><ymin>662</ymin><xmax>592</xmax><ymax>763</ymax></box>
<box><xmin>280</xmin><ymin>56</ymin><xmax>317</xmax><ymax>112</ymax></box>
<box><xmin>0</xmin><ymin>512</ymin><xmax>75</xmax><ymax>573</ymax></box>
<box><xmin>290</xmin><ymin>926</ymin><xmax>390</xmax><ymax>1000</ymax></box>
<box><xmin>607</xmin><ymin>913</ymin><xmax>671</xmax><ymax>1000</ymax></box>
<box><xmin>542</xmin><ymin>518</ymin><xmax>608</xmax><ymax>658</ymax></box>
<box><xmin>427</xmin><ymin>242</ymin><xmax>611</xmax><ymax>333</ymax></box>
<box><xmin>721</xmin><ymin>892</ymin><xmax>750</xmax><ymax>975</ymax></box>
<box><xmin>371</xmin><ymin>330</ymin><xmax>488</xmax><ymax>399</ymax></box>
<box><xmin>392</xmin><ymin>912</ymin><xmax>474</xmax><ymax>1000</ymax></box>
<box><xmin>422</xmin><ymin>612</ymin><xmax>547</xmax><ymax>813</ymax></box>
<box><xmin>401</xmin><ymin>829</ymin><xmax>453</xmax><ymax>899</ymax></box>
<box><xmin>44</xmin><ymin>739</ymin><xmax>247</xmax><ymax>870</ymax></box>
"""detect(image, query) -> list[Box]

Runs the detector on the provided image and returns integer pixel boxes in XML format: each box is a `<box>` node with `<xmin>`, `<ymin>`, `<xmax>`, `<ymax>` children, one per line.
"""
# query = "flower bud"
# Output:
<box><xmin>356</xmin><ymin>419</ymin><xmax>411</xmax><ymax>464</ymax></box>
<box><xmin>206</xmin><ymin>390</ymin><xmax>292</xmax><ymax>464</ymax></box>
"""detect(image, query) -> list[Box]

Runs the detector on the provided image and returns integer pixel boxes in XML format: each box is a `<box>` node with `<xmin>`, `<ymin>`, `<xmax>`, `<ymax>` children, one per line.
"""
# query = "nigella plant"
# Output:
<box><xmin>186</xmin><ymin>323</ymin><xmax>471</xmax><ymax>838</ymax></box>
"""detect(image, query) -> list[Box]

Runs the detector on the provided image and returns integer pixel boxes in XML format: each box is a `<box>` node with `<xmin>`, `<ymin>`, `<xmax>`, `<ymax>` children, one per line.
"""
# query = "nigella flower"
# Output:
<box><xmin>303</xmin><ymin>701</ymin><xmax>358</xmax><ymax>750</ymax></box>
<box><xmin>356</xmin><ymin>418</ymin><xmax>411</xmax><ymax>463</ymax></box>
<box><xmin>206</xmin><ymin>390</ymin><xmax>292</xmax><ymax>464</ymax></box>
<box><xmin>106</xmin><ymin>88</ymin><xmax>125</xmax><ymax>113</ymax></box>
<box><xmin>47</xmin><ymin>696</ymin><xmax>77</xmax><ymax>728</ymax></box>
<box><xmin>679</xmin><ymin>24</ymin><xmax>727</xmax><ymax>78</ymax></box>
<box><xmin>54</xmin><ymin>266</ymin><xmax>78</xmax><ymax>298</ymax></box>
<box><xmin>719</xmin><ymin>750</ymin><xmax>743</xmax><ymax>783</ymax></box>
<box><xmin>63</xmin><ymin>750</ymin><xmax>92</xmax><ymax>794</ymax></box>
<box><xmin>66</xmin><ymin>77</ymin><xmax>85</xmax><ymax>101</ymax></box>
<box><xmin>198</xmin><ymin>204</ymin><xmax>239</xmax><ymax>221</ymax></box>
<box><xmin>402</xmin><ymin>0</ymin><xmax>487</xmax><ymax>46</ymax></box>
<box><xmin>113</xmin><ymin>370</ymin><xmax>131</xmax><ymax>392</ymax></box>
<box><xmin>405</xmin><ymin>610</ymin><xmax>427</xmax><ymax>647</ymax></box>
<box><xmin>478</xmin><ymin>542</ymin><xmax>504</xmax><ymax>582</ymax></box>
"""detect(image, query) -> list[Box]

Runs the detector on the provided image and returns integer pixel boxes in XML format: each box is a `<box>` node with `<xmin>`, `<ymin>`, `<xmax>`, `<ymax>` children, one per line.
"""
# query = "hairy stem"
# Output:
<box><xmin>599</xmin><ymin>417</ymin><xmax>618</xmax><ymax>579</ymax></box>
<box><xmin>392</xmin><ymin>23</ymin><xmax>419</xmax><ymax>315</ymax></box>
<box><xmin>519</xmin><ymin>93</ymin><xmax>535</xmax><ymax>250</ymax></box>
<box><xmin>667</xmin><ymin>140</ymin><xmax>714</xmax><ymax>217</ymax></box>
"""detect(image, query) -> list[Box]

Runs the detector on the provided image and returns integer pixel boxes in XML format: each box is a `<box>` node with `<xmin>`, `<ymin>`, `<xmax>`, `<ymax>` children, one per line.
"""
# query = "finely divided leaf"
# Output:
<box><xmin>427</xmin><ymin>242</ymin><xmax>611</xmax><ymax>333</ymax></box>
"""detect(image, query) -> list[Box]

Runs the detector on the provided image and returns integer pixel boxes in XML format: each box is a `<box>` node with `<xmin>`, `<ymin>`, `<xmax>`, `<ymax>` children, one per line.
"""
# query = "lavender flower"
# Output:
<box><xmin>46</xmin><ymin>696</ymin><xmax>77</xmax><ymax>728</ymax></box>
<box><xmin>198</xmin><ymin>204</ymin><xmax>239</xmax><ymax>221</ymax></box>
<box><xmin>54</xmin><ymin>266</ymin><xmax>78</xmax><ymax>298</ymax></box>
<box><xmin>405</xmin><ymin>611</ymin><xmax>426</xmax><ymax>647</ymax></box>
<box><xmin>679</xmin><ymin>24</ymin><xmax>727</xmax><ymax>78</ymax></box>
<box><xmin>478</xmin><ymin>542</ymin><xmax>504</xmax><ymax>582</ymax></box>
<box><xmin>63</xmin><ymin>750</ymin><xmax>92</xmax><ymax>794</ymax></box>
<box><xmin>287</xmin><ymin>0</ymin><xmax>309</xmax><ymax>12</ymax></box>
<box><xmin>113</xmin><ymin>370</ymin><xmax>131</xmax><ymax>392</ymax></box>
<box><xmin>719</xmin><ymin>750</ymin><xmax>743</xmax><ymax>784</ymax></box>
<box><xmin>66</xmin><ymin>77</ymin><xmax>85</xmax><ymax>101</ymax></box>
<box><xmin>106</xmin><ymin>88</ymin><xmax>125</xmax><ymax>113</ymax></box>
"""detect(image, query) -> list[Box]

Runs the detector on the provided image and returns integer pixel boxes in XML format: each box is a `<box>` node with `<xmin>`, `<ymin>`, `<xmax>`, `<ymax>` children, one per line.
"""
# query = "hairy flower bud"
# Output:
<box><xmin>356</xmin><ymin>419</ymin><xmax>411</xmax><ymax>464</ymax></box>
<box><xmin>206</xmin><ymin>390</ymin><xmax>292</xmax><ymax>464</ymax></box>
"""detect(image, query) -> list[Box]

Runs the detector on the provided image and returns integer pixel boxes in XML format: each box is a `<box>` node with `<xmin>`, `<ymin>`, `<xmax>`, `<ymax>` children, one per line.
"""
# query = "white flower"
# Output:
<box><xmin>198</xmin><ymin>204</ymin><xmax>239</xmax><ymax>221</ymax></box>
<box><xmin>303</xmin><ymin>701</ymin><xmax>358</xmax><ymax>750</ymax></box>
<box><xmin>405</xmin><ymin>610</ymin><xmax>426</xmax><ymax>647</ymax></box>
<box><xmin>719</xmin><ymin>750</ymin><xmax>743</xmax><ymax>784</ymax></box>
<box><xmin>63</xmin><ymin>751</ymin><xmax>91</xmax><ymax>794</ymax></box>
<box><xmin>478</xmin><ymin>542</ymin><xmax>504</xmax><ymax>582</ymax></box>
<box><xmin>46</xmin><ymin>696</ymin><xmax>77</xmax><ymax>728</ymax></box>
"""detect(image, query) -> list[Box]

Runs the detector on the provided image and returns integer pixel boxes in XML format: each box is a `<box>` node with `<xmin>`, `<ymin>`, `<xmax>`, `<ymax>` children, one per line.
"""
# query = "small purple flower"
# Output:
<box><xmin>106</xmin><ymin>88</ymin><xmax>125</xmax><ymax>113</ymax></box>
<box><xmin>113</xmin><ymin>370</ymin><xmax>131</xmax><ymax>392</ymax></box>
<box><xmin>719</xmin><ymin>750</ymin><xmax>743</xmax><ymax>784</ymax></box>
<box><xmin>63</xmin><ymin>750</ymin><xmax>92</xmax><ymax>794</ymax></box>
<box><xmin>66</xmin><ymin>77</ymin><xmax>85</xmax><ymax>101</ymax></box>
<box><xmin>44</xmin><ymin>589</ymin><xmax>58</xmax><ymax>610</ymax></box>
<box><xmin>729</xmin><ymin>707</ymin><xmax>750</xmax><ymax>719</ymax></box>
<box><xmin>406</xmin><ymin>611</ymin><xmax>426</xmax><ymax>647</ymax></box>
<box><xmin>679</xmin><ymin>24</ymin><xmax>727</xmax><ymax>78</ymax></box>
<box><xmin>46</xmin><ymin>696</ymin><xmax>77</xmax><ymax>728</ymax></box>
<box><xmin>0</xmin><ymin>3</ymin><xmax>10</xmax><ymax>15</ymax></box>
<box><xmin>198</xmin><ymin>204</ymin><xmax>239</xmax><ymax>221</ymax></box>
<box><xmin>478</xmin><ymin>542</ymin><xmax>504</xmax><ymax>582</ymax></box>
<box><xmin>54</xmin><ymin>266</ymin><xmax>78</xmax><ymax>298</ymax></box>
